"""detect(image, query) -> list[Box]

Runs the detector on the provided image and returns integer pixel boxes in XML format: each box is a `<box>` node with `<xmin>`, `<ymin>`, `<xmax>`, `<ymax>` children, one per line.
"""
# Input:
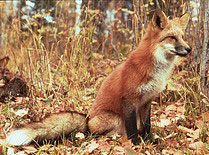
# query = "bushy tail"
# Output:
<box><xmin>6</xmin><ymin>112</ymin><xmax>88</xmax><ymax>146</ymax></box>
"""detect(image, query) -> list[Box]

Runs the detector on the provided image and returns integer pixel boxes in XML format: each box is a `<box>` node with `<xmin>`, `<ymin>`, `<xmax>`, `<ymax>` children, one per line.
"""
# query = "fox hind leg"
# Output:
<box><xmin>88</xmin><ymin>111</ymin><xmax>122</xmax><ymax>136</ymax></box>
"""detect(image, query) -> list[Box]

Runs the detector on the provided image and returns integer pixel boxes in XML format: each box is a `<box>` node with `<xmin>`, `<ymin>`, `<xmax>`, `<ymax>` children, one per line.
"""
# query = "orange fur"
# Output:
<box><xmin>88</xmin><ymin>10</ymin><xmax>191</xmax><ymax>143</ymax></box>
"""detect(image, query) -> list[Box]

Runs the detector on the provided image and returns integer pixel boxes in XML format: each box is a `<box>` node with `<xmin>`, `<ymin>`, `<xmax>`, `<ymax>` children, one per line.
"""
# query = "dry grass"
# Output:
<box><xmin>0</xmin><ymin>1</ymin><xmax>208</xmax><ymax>154</ymax></box>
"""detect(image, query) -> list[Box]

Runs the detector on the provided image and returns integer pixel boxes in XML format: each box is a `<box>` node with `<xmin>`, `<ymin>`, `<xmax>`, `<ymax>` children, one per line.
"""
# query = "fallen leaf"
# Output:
<box><xmin>162</xmin><ymin>148</ymin><xmax>183</xmax><ymax>155</ymax></box>
<box><xmin>201</xmin><ymin>112</ymin><xmax>209</xmax><ymax>122</ymax></box>
<box><xmin>12</xmin><ymin>109</ymin><xmax>28</xmax><ymax>117</ymax></box>
<box><xmin>15</xmin><ymin>97</ymin><xmax>24</xmax><ymax>104</ymax></box>
<box><xmin>160</xmin><ymin>113</ymin><xmax>167</xmax><ymax>119</ymax></box>
<box><xmin>111</xmin><ymin>133</ymin><xmax>121</xmax><ymax>140</ymax></box>
<box><xmin>114</xmin><ymin>146</ymin><xmax>125</xmax><ymax>154</ymax></box>
<box><xmin>7</xmin><ymin>147</ymin><xmax>15</xmax><ymax>155</ymax></box>
<box><xmin>195</xmin><ymin>119</ymin><xmax>204</xmax><ymax>129</ymax></box>
<box><xmin>145</xmin><ymin>150</ymin><xmax>151</xmax><ymax>155</ymax></box>
<box><xmin>87</xmin><ymin>141</ymin><xmax>99</xmax><ymax>153</ymax></box>
<box><xmin>15</xmin><ymin>97</ymin><xmax>29</xmax><ymax>104</ymax></box>
<box><xmin>122</xmin><ymin>138</ymin><xmax>134</xmax><ymax>153</ymax></box>
<box><xmin>187</xmin><ymin>129</ymin><xmax>200</xmax><ymax>140</ymax></box>
<box><xmin>172</xmin><ymin>114</ymin><xmax>185</xmax><ymax>122</ymax></box>
<box><xmin>164</xmin><ymin>133</ymin><xmax>177</xmax><ymax>139</ymax></box>
<box><xmin>75</xmin><ymin>132</ymin><xmax>85</xmax><ymax>140</ymax></box>
<box><xmin>0</xmin><ymin>79</ymin><xmax>5</xmax><ymax>87</ymax></box>
<box><xmin>176</xmin><ymin>106</ymin><xmax>185</xmax><ymax>114</ymax></box>
<box><xmin>22</xmin><ymin>145</ymin><xmax>38</xmax><ymax>153</ymax></box>
<box><xmin>189</xmin><ymin>141</ymin><xmax>204</xmax><ymax>150</ymax></box>
<box><xmin>165</xmin><ymin>105</ymin><xmax>177</xmax><ymax>112</ymax></box>
<box><xmin>16</xmin><ymin>151</ymin><xmax>28</xmax><ymax>155</ymax></box>
<box><xmin>153</xmin><ymin>133</ymin><xmax>160</xmax><ymax>140</ymax></box>
<box><xmin>38</xmin><ymin>144</ymin><xmax>52</xmax><ymax>151</ymax></box>
<box><xmin>98</xmin><ymin>142</ymin><xmax>111</xmax><ymax>152</ymax></box>
<box><xmin>156</xmin><ymin>119</ymin><xmax>171</xmax><ymax>127</ymax></box>
<box><xmin>0</xmin><ymin>139</ymin><xmax>6</xmax><ymax>145</ymax></box>
<box><xmin>178</xmin><ymin>126</ymin><xmax>194</xmax><ymax>134</ymax></box>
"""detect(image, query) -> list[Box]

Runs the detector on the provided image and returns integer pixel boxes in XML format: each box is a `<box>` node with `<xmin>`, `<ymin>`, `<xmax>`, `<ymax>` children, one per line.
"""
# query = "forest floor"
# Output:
<box><xmin>0</xmin><ymin>54</ymin><xmax>208</xmax><ymax>155</ymax></box>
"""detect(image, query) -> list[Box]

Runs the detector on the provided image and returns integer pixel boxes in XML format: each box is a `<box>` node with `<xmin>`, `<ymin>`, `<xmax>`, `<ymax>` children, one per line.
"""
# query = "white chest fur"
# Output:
<box><xmin>136</xmin><ymin>45</ymin><xmax>179</xmax><ymax>130</ymax></box>
<box><xmin>138</xmin><ymin>46</ymin><xmax>178</xmax><ymax>104</ymax></box>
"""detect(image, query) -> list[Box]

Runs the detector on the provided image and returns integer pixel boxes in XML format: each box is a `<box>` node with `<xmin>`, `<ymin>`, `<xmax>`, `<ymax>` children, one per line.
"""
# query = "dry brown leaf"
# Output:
<box><xmin>195</xmin><ymin>114</ymin><xmax>209</xmax><ymax>134</ymax></box>
<box><xmin>15</xmin><ymin>97</ymin><xmax>29</xmax><ymax>104</ymax></box>
<box><xmin>178</xmin><ymin>126</ymin><xmax>200</xmax><ymax>141</ymax></box>
<box><xmin>187</xmin><ymin>129</ymin><xmax>200</xmax><ymax>140</ymax></box>
<box><xmin>156</xmin><ymin>119</ymin><xmax>171</xmax><ymax>127</ymax></box>
<box><xmin>201</xmin><ymin>112</ymin><xmax>209</xmax><ymax>122</ymax></box>
<box><xmin>176</xmin><ymin>106</ymin><xmax>185</xmax><ymax>114</ymax></box>
<box><xmin>87</xmin><ymin>141</ymin><xmax>99</xmax><ymax>153</ymax></box>
<box><xmin>162</xmin><ymin>148</ymin><xmax>183</xmax><ymax>155</ymax></box>
<box><xmin>98</xmin><ymin>142</ymin><xmax>111</xmax><ymax>152</ymax></box>
<box><xmin>178</xmin><ymin>126</ymin><xmax>194</xmax><ymax>134</ymax></box>
<box><xmin>12</xmin><ymin>109</ymin><xmax>28</xmax><ymax>117</ymax></box>
<box><xmin>195</xmin><ymin>119</ymin><xmax>204</xmax><ymax>129</ymax></box>
<box><xmin>16</xmin><ymin>151</ymin><xmax>28</xmax><ymax>155</ymax></box>
<box><xmin>117</xmin><ymin>135</ymin><xmax>129</xmax><ymax>144</ymax></box>
<box><xmin>164</xmin><ymin>133</ymin><xmax>177</xmax><ymax>139</ymax></box>
<box><xmin>165</xmin><ymin>105</ymin><xmax>177</xmax><ymax>113</ymax></box>
<box><xmin>22</xmin><ymin>145</ymin><xmax>38</xmax><ymax>154</ymax></box>
<box><xmin>145</xmin><ymin>150</ymin><xmax>151</xmax><ymax>155</ymax></box>
<box><xmin>174</xmin><ymin>113</ymin><xmax>185</xmax><ymax>122</ymax></box>
<box><xmin>160</xmin><ymin>113</ymin><xmax>166</xmax><ymax>119</ymax></box>
<box><xmin>189</xmin><ymin>141</ymin><xmax>205</xmax><ymax>151</ymax></box>
<box><xmin>117</xmin><ymin>135</ymin><xmax>134</xmax><ymax>153</ymax></box>
<box><xmin>114</xmin><ymin>146</ymin><xmax>125</xmax><ymax>154</ymax></box>
<box><xmin>0</xmin><ymin>139</ymin><xmax>6</xmax><ymax>146</ymax></box>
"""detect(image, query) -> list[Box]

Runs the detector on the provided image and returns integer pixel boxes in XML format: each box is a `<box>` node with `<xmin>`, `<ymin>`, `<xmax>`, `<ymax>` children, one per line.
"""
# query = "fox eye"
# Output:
<box><xmin>168</xmin><ymin>36</ymin><xmax>177</xmax><ymax>41</ymax></box>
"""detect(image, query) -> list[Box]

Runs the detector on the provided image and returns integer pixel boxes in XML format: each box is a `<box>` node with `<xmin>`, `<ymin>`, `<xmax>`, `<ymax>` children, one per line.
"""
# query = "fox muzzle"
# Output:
<box><xmin>174</xmin><ymin>46</ymin><xmax>192</xmax><ymax>57</ymax></box>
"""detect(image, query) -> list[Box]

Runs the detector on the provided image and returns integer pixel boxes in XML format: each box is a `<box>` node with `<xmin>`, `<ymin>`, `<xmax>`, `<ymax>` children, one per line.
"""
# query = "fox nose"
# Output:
<box><xmin>185</xmin><ymin>47</ymin><xmax>192</xmax><ymax>53</ymax></box>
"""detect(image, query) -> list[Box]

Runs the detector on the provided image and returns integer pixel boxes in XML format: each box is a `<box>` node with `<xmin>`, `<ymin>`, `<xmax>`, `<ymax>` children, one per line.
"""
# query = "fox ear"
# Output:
<box><xmin>152</xmin><ymin>9</ymin><xmax>168</xmax><ymax>30</ymax></box>
<box><xmin>179</xmin><ymin>12</ymin><xmax>190</xmax><ymax>30</ymax></box>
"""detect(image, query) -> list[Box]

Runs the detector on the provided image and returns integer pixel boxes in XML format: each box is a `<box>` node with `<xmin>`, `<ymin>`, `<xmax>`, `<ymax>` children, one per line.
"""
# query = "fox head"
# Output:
<box><xmin>148</xmin><ymin>9</ymin><xmax>191</xmax><ymax>61</ymax></box>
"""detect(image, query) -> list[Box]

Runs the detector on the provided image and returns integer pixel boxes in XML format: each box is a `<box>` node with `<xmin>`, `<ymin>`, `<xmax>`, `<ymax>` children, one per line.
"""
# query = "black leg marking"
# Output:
<box><xmin>122</xmin><ymin>99</ymin><xmax>139</xmax><ymax>145</ymax></box>
<box><xmin>144</xmin><ymin>104</ymin><xmax>151</xmax><ymax>135</ymax></box>
<box><xmin>125</xmin><ymin>108</ymin><xmax>139</xmax><ymax>145</ymax></box>
<box><xmin>140</xmin><ymin>103</ymin><xmax>151</xmax><ymax>141</ymax></box>
<box><xmin>143</xmin><ymin>106</ymin><xmax>151</xmax><ymax>141</ymax></box>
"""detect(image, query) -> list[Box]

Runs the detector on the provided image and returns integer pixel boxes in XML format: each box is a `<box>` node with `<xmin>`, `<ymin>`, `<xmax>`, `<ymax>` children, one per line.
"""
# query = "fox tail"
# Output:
<box><xmin>6</xmin><ymin>112</ymin><xmax>88</xmax><ymax>146</ymax></box>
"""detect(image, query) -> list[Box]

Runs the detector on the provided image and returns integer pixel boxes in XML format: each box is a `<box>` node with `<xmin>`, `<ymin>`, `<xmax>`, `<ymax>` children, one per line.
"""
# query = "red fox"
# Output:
<box><xmin>6</xmin><ymin>9</ymin><xmax>191</xmax><ymax>146</ymax></box>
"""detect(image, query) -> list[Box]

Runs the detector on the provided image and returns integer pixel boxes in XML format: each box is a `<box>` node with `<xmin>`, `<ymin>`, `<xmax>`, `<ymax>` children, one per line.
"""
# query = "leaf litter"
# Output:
<box><xmin>0</xmin><ymin>55</ymin><xmax>208</xmax><ymax>154</ymax></box>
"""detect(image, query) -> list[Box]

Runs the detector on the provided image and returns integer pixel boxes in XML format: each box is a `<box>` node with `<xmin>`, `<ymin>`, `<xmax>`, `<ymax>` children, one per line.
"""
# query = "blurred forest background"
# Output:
<box><xmin>0</xmin><ymin>0</ymin><xmax>209</xmax><ymax>154</ymax></box>
<box><xmin>0</xmin><ymin>0</ymin><xmax>208</xmax><ymax>99</ymax></box>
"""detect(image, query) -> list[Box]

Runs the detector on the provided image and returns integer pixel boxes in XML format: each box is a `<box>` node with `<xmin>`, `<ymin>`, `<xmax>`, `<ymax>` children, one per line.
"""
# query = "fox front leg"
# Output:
<box><xmin>144</xmin><ymin>105</ymin><xmax>151</xmax><ymax>136</ymax></box>
<box><xmin>122</xmin><ymin>99</ymin><xmax>139</xmax><ymax>145</ymax></box>
<box><xmin>138</xmin><ymin>101</ymin><xmax>151</xmax><ymax>139</ymax></box>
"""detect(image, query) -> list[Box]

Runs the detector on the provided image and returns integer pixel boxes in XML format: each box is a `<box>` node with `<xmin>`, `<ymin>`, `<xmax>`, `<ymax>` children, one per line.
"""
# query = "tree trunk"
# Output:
<box><xmin>200</xmin><ymin>0</ymin><xmax>209</xmax><ymax>111</ymax></box>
